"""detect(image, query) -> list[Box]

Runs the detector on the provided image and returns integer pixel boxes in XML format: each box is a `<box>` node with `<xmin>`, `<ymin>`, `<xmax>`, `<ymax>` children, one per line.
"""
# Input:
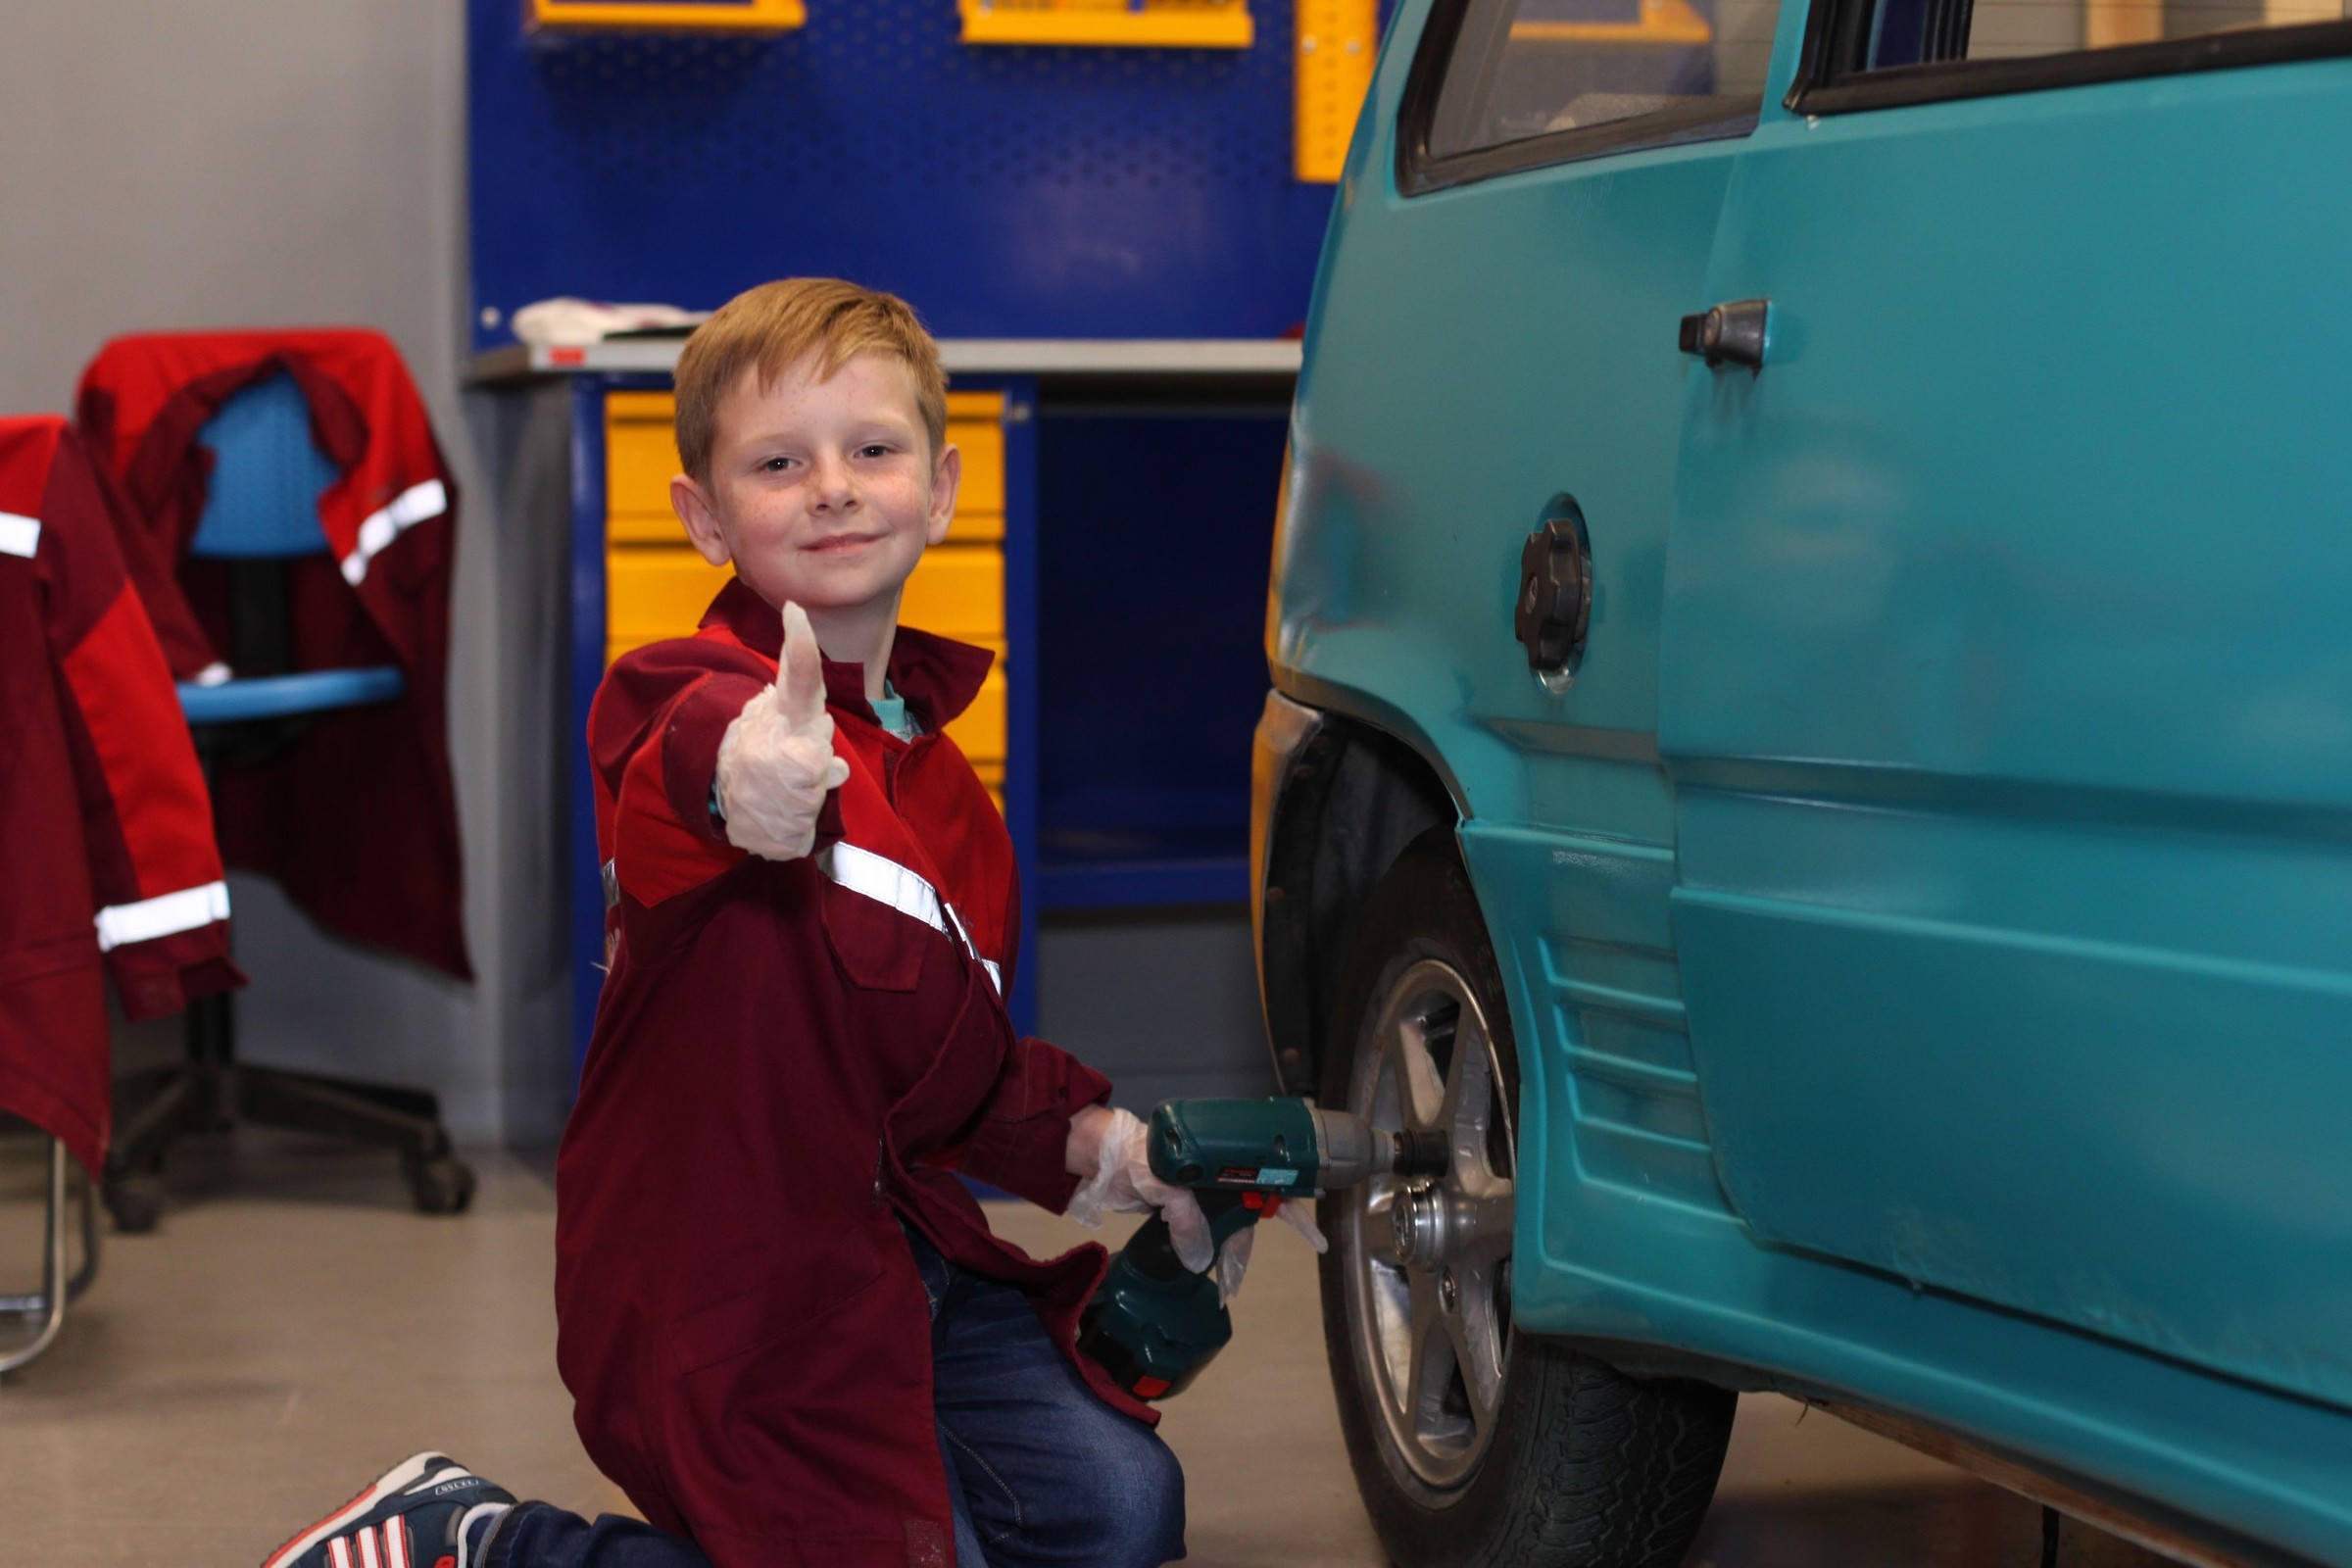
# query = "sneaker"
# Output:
<box><xmin>262</xmin><ymin>1452</ymin><xmax>516</xmax><ymax>1568</ymax></box>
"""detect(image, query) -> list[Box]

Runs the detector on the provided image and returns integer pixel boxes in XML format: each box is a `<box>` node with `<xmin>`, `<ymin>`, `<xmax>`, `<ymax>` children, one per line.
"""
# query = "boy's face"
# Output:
<box><xmin>672</xmin><ymin>350</ymin><xmax>959</xmax><ymax>628</ymax></box>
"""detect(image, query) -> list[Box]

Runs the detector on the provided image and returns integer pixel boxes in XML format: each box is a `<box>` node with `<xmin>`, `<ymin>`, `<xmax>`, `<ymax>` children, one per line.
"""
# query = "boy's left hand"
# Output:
<box><xmin>1063</xmin><ymin>1106</ymin><xmax>1214</xmax><ymax>1273</ymax></box>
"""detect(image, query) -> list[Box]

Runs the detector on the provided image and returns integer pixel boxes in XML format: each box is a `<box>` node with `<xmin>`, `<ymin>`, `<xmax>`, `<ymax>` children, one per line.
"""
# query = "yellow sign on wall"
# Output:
<box><xmin>959</xmin><ymin>0</ymin><xmax>1254</xmax><ymax>48</ymax></box>
<box><xmin>527</xmin><ymin>0</ymin><xmax>806</xmax><ymax>32</ymax></box>
<box><xmin>1295</xmin><ymin>0</ymin><xmax>1377</xmax><ymax>183</ymax></box>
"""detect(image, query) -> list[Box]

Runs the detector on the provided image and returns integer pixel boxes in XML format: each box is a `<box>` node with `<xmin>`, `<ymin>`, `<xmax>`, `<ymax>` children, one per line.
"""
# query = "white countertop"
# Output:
<box><xmin>467</xmin><ymin>337</ymin><xmax>1304</xmax><ymax>383</ymax></box>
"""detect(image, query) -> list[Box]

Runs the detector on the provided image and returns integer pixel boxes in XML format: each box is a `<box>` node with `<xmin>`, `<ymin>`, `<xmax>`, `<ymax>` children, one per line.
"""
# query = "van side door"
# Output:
<box><xmin>1283</xmin><ymin>0</ymin><xmax>1788</xmax><ymax>1243</ymax></box>
<box><xmin>1661</xmin><ymin>0</ymin><xmax>2352</xmax><ymax>1410</ymax></box>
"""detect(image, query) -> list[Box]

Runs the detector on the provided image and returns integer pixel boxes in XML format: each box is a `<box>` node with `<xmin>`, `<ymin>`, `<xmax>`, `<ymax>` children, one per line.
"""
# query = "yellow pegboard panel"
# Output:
<box><xmin>529</xmin><ymin>0</ymin><xmax>805</xmax><ymax>31</ymax></box>
<box><xmin>1296</xmin><ymin>0</ymin><xmax>1377</xmax><ymax>183</ymax></box>
<box><xmin>961</xmin><ymin>0</ymin><xmax>1253</xmax><ymax>47</ymax></box>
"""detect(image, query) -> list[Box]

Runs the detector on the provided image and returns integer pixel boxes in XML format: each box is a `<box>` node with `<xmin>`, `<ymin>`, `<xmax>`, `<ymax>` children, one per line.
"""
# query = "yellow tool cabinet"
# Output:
<box><xmin>602</xmin><ymin>388</ymin><xmax>1011</xmax><ymax>802</ymax></box>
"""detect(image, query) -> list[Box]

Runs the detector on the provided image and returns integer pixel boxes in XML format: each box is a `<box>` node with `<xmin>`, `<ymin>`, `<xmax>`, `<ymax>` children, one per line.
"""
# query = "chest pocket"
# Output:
<box><xmin>816</xmin><ymin>840</ymin><xmax>1002</xmax><ymax>997</ymax></box>
<box><xmin>818</xmin><ymin>869</ymin><xmax>928</xmax><ymax>992</ymax></box>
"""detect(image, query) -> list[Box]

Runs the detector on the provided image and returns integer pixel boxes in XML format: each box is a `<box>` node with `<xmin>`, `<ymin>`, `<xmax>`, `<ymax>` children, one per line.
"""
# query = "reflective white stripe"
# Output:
<box><xmin>356</xmin><ymin>1523</ymin><xmax>382</xmax><ymax>1568</ymax></box>
<box><xmin>93</xmin><ymin>880</ymin><xmax>229</xmax><ymax>953</ymax></box>
<box><xmin>328</xmin><ymin>1538</ymin><xmax>355</xmax><ymax>1568</ymax></box>
<box><xmin>819</xmin><ymin>842</ymin><xmax>947</xmax><ymax>937</ymax></box>
<box><xmin>384</xmin><ymin>1519</ymin><xmax>411</xmax><ymax>1568</ymax></box>
<box><xmin>0</xmin><ymin>511</ymin><xmax>38</xmax><ymax>559</ymax></box>
<box><xmin>339</xmin><ymin>478</ymin><xmax>447</xmax><ymax>586</ymax></box>
<box><xmin>942</xmin><ymin>902</ymin><xmax>1004</xmax><ymax>998</ymax></box>
<box><xmin>819</xmin><ymin>843</ymin><xmax>1002</xmax><ymax>992</ymax></box>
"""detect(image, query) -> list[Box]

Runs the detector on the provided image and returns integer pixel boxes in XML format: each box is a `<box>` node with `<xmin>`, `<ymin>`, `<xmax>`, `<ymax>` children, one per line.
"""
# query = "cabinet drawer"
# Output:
<box><xmin>608</xmin><ymin>546</ymin><xmax>733</xmax><ymax>643</ymax></box>
<box><xmin>607</xmin><ymin>392</ymin><xmax>682</xmax><ymax>524</ymax></box>
<box><xmin>608</xmin><ymin>388</ymin><xmax>1004</xmax><ymax>541</ymax></box>
<box><xmin>946</xmin><ymin>390</ymin><xmax>1004</xmax><ymax>539</ymax></box>
<box><xmin>944</xmin><ymin>665</ymin><xmax>1007</xmax><ymax>765</ymax></box>
<box><xmin>606</xmin><ymin>553</ymin><xmax>1006</xmax><ymax>667</ymax></box>
<box><xmin>901</xmin><ymin>544</ymin><xmax>1003</xmax><ymax>644</ymax></box>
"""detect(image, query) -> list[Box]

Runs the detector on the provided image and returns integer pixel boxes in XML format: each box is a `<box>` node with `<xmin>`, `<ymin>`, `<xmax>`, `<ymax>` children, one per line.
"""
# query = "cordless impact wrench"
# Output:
<box><xmin>1078</xmin><ymin>1098</ymin><xmax>1451</xmax><ymax>1400</ymax></box>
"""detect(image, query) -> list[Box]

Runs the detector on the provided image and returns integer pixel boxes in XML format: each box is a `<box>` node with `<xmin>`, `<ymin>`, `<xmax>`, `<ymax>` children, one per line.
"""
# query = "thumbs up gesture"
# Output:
<box><xmin>713</xmin><ymin>602</ymin><xmax>854</xmax><ymax>861</ymax></box>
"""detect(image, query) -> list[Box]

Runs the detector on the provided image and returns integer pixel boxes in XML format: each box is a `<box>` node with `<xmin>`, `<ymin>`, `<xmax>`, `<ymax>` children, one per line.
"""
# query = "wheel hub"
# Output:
<box><xmin>1390</xmin><ymin>1184</ymin><xmax>1449</xmax><ymax>1267</ymax></box>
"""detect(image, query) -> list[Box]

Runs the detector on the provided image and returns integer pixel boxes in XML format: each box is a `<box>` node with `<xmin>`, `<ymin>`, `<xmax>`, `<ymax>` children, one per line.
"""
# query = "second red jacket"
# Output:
<box><xmin>74</xmin><ymin>329</ymin><xmax>469</xmax><ymax>979</ymax></box>
<box><xmin>0</xmin><ymin>417</ymin><xmax>240</xmax><ymax>1173</ymax></box>
<box><xmin>556</xmin><ymin>579</ymin><xmax>1140</xmax><ymax>1568</ymax></box>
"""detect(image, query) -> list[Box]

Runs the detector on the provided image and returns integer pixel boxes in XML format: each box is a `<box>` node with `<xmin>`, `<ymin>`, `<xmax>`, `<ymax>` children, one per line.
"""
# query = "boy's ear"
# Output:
<box><xmin>925</xmin><ymin>441</ymin><xmax>962</xmax><ymax>548</ymax></box>
<box><xmin>671</xmin><ymin>473</ymin><xmax>733</xmax><ymax>567</ymax></box>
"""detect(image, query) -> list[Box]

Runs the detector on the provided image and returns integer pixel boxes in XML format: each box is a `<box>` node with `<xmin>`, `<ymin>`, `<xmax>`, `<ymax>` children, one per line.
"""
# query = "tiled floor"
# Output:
<box><xmin>0</xmin><ymin>1133</ymin><xmax>2166</xmax><ymax>1567</ymax></box>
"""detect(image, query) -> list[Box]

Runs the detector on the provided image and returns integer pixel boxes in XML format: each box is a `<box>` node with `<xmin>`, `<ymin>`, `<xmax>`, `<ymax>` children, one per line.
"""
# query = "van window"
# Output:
<box><xmin>1858</xmin><ymin>0</ymin><xmax>2344</xmax><ymax>67</ymax></box>
<box><xmin>1428</xmin><ymin>0</ymin><xmax>1786</xmax><ymax>157</ymax></box>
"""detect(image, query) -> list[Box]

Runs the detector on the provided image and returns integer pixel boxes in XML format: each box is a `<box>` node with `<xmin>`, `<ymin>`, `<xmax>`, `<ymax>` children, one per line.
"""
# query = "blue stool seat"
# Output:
<box><xmin>176</xmin><ymin>666</ymin><xmax>405</xmax><ymax>725</ymax></box>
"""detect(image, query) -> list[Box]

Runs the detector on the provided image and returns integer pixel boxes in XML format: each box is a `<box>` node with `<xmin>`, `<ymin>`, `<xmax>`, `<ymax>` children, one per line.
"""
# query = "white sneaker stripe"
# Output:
<box><xmin>385</xmin><ymin>1517</ymin><xmax>410</xmax><ymax>1568</ymax></box>
<box><xmin>262</xmin><ymin>1452</ymin><xmax>443</xmax><ymax>1568</ymax></box>
<box><xmin>357</xmin><ymin>1526</ymin><xmax>381</xmax><ymax>1568</ymax></box>
<box><xmin>328</xmin><ymin>1538</ymin><xmax>355</xmax><ymax>1568</ymax></box>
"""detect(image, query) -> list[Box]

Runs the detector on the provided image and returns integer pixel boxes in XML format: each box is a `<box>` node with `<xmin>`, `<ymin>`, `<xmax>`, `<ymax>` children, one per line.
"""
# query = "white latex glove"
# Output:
<box><xmin>1214</xmin><ymin>1196</ymin><xmax>1328</xmax><ymax>1303</ymax></box>
<box><xmin>713</xmin><ymin>602</ymin><xmax>852</xmax><ymax>861</ymax></box>
<box><xmin>1064</xmin><ymin>1106</ymin><xmax>1214</xmax><ymax>1274</ymax></box>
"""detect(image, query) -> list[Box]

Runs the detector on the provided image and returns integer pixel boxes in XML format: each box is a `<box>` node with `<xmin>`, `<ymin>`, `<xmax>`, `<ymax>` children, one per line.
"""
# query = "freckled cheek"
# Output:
<box><xmin>734</xmin><ymin>503</ymin><xmax>809</xmax><ymax>554</ymax></box>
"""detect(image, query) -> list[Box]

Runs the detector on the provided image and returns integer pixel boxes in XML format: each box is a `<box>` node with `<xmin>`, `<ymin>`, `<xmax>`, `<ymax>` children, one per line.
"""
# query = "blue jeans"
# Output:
<box><xmin>487</xmin><ymin>1228</ymin><xmax>1185</xmax><ymax>1568</ymax></box>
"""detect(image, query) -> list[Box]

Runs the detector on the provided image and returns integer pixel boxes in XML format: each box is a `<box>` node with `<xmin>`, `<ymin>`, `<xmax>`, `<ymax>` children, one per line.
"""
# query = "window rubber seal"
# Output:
<box><xmin>1786</xmin><ymin>0</ymin><xmax>2352</xmax><ymax>115</ymax></box>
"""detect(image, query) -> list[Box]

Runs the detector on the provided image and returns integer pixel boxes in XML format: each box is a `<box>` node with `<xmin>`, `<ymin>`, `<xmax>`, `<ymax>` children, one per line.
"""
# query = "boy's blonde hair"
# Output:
<box><xmin>674</xmin><ymin>278</ymin><xmax>948</xmax><ymax>482</ymax></box>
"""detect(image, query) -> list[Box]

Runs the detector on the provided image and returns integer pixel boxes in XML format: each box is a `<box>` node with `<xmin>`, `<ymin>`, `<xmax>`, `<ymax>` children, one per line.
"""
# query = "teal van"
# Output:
<box><xmin>1253</xmin><ymin>0</ymin><xmax>2352</xmax><ymax>1561</ymax></box>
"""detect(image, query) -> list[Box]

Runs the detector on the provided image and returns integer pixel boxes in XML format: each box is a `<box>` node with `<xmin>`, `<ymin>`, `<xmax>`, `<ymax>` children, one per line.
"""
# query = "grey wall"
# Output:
<box><xmin>1038</xmin><ymin>910</ymin><xmax>1280</xmax><ymax>1115</ymax></box>
<box><xmin>1</xmin><ymin>3</ymin><xmax>574</xmax><ymax>1146</ymax></box>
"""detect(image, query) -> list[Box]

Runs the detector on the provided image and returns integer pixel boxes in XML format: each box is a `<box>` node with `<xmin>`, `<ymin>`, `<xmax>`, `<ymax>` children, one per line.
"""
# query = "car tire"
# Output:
<box><xmin>1317</xmin><ymin>830</ymin><xmax>1735</xmax><ymax>1568</ymax></box>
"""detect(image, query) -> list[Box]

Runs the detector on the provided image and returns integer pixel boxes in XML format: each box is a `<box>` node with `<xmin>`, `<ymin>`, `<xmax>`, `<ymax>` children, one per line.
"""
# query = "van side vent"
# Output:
<box><xmin>1543</xmin><ymin>937</ymin><xmax>1733</xmax><ymax>1216</ymax></box>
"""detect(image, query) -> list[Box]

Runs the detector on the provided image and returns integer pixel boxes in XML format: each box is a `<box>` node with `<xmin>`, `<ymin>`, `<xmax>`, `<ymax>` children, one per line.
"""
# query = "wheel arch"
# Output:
<box><xmin>1258</xmin><ymin>703</ymin><xmax>1462</xmax><ymax>1097</ymax></box>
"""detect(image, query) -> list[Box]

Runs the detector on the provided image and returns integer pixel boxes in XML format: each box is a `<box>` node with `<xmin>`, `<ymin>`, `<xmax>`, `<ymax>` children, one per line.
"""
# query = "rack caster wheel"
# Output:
<box><xmin>407</xmin><ymin>1155</ymin><xmax>475</xmax><ymax>1216</ymax></box>
<box><xmin>105</xmin><ymin>1174</ymin><xmax>165</xmax><ymax>1235</ymax></box>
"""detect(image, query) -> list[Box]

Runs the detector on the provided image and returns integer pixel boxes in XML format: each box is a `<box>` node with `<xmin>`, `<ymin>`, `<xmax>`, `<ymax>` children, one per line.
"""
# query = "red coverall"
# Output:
<box><xmin>557</xmin><ymin>578</ymin><xmax>1147</xmax><ymax>1568</ymax></box>
<box><xmin>74</xmin><ymin>330</ymin><xmax>469</xmax><ymax>979</ymax></box>
<box><xmin>0</xmin><ymin>417</ymin><xmax>240</xmax><ymax>1173</ymax></box>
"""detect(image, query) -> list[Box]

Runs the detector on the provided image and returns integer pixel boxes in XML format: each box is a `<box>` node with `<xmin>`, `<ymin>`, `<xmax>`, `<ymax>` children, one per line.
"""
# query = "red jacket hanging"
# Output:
<box><xmin>556</xmin><ymin>579</ymin><xmax>1143</xmax><ymax>1568</ymax></box>
<box><xmin>74</xmin><ymin>329</ymin><xmax>469</xmax><ymax>979</ymax></box>
<box><xmin>0</xmin><ymin>416</ymin><xmax>242</xmax><ymax>1174</ymax></box>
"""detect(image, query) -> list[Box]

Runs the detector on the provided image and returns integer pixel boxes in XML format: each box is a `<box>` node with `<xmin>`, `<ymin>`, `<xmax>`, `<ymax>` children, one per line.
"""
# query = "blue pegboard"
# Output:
<box><xmin>468</xmin><ymin>0</ymin><xmax>1338</xmax><ymax>346</ymax></box>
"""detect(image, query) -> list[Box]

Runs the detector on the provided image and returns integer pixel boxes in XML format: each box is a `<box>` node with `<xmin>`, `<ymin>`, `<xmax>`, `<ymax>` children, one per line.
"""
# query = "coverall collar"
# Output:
<box><xmin>701</xmin><ymin>574</ymin><xmax>995</xmax><ymax>733</ymax></box>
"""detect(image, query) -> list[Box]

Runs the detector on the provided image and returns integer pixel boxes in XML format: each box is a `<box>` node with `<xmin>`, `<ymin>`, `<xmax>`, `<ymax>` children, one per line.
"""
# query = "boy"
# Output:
<box><xmin>266</xmin><ymin>281</ymin><xmax>1225</xmax><ymax>1568</ymax></box>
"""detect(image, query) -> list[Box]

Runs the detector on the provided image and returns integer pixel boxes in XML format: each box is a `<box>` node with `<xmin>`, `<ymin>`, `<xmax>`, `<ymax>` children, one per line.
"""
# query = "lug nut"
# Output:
<box><xmin>1390</xmin><ymin>1185</ymin><xmax>1449</xmax><ymax>1267</ymax></box>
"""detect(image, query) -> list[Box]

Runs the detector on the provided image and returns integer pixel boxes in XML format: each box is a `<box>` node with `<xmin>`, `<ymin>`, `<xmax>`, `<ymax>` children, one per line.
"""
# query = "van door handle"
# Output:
<box><xmin>1679</xmin><ymin>298</ymin><xmax>1770</xmax><ymax>369</ymax></box>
